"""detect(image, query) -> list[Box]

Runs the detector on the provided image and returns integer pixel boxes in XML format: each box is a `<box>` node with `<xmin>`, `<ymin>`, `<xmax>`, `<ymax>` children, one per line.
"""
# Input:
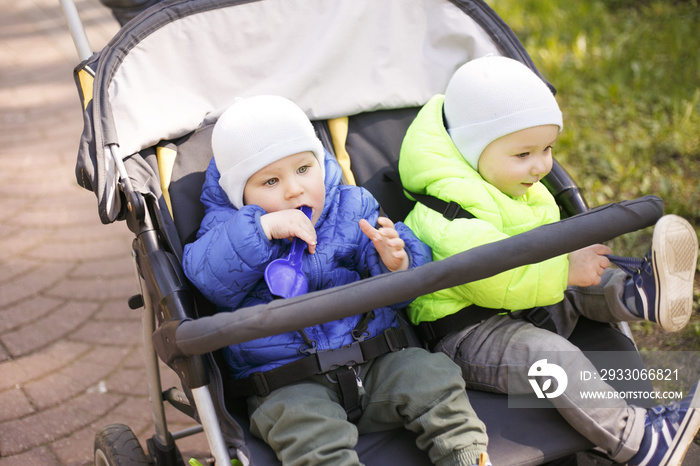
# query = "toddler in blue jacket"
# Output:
<box><xmin>183</xmin><ymin>95</ymin><xmax>490</xmax><ymax>466</ymax></box>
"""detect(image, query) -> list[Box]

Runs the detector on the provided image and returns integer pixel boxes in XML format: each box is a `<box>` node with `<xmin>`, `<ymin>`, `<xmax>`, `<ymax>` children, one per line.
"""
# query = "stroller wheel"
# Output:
<box><xmin>94</xmin><ymin>423</ymin><xmax>151</xmax><ymax>466</ymax></box>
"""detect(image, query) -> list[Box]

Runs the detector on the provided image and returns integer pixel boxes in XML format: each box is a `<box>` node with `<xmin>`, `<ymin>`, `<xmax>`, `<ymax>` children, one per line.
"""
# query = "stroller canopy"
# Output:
<box><xmin>75</xmin><ymin>0</ymin><xmax>540</xmax><ymax>224</ymax></box>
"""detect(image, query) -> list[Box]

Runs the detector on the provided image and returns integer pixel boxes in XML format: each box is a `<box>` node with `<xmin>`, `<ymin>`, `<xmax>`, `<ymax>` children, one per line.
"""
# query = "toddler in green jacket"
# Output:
<box><xmin>399</xmin><ymin>56</ymin><xmax>699</xmax><ymax>466</ymax></box>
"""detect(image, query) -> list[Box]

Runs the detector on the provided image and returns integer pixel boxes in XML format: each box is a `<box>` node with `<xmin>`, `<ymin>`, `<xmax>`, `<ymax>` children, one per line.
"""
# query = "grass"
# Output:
<box><xmin>486</xmin><ymin>0</ymin><xmax>700</xmax><ymax>445</ymax></box>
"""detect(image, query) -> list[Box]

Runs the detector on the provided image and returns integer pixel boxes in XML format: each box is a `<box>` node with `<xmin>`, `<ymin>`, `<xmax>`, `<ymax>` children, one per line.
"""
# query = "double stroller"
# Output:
<box><xmin>66</xmin><ymin>0</ymin><xmax>666</xmax><ymax>464</ymax></box>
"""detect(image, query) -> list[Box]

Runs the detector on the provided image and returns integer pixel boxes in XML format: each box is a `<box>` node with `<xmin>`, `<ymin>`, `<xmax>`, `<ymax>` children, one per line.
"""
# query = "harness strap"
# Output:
<box><xmin>416</xmin><ymin>305</ymin><xmax>557</xmax><ymax>350</ymax></box>
<box><xmin>405</xmin><ymin>189</ymin><xmax>475</xmax><ymax>220</ymax></box>
<box><xmin>383</xmin><ymin>166</ymin><xmax>474</xmax><ymax>221</ymax></box>
<box><xmin>225</xmin><ymin>327</ymin><xmax>410</xmax><ymax>398</ymax></box>
<box><xmin>512</xmin><ymin>307</ymin><xmax>557</xmax><ymax>334</ymax></box>
<box><xmin>336</xmin><ymin>368</ymin><xmax>363</xmax><ymax>424</ymax></box>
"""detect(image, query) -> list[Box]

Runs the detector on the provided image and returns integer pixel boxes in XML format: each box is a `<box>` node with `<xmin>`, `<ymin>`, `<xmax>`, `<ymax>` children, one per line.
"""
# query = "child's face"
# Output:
<box><xmin>477</xmin><ymin>125</ymin><xmax>558</xmax><ymax>198</ymax></box>
<box><xmin>243</xmin><ymin>151</ymin><xmax>325</xmax><ymax>224</ymax></box>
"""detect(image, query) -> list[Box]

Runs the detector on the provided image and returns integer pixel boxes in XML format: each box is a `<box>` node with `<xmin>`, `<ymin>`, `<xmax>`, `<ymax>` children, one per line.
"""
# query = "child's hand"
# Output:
<box><xmin>567</xmin><ymin>244</ymin><xmax>612</xmax><ymax>287</ymax></box>
<box><xmin>359</xmin><ymin>217</ymin><xmax>409</xmax><ymax>272</ymax></box>
<box><xmin>260</xmin><ymin>209</ymin><xmax>317</xmax><ymax>254</ymax></box>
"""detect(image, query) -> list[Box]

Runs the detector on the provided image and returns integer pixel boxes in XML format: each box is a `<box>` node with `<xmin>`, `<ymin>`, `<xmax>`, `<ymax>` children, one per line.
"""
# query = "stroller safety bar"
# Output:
<box><xmin>153</xmin><ymin>195</ymin><xmax>663</xmax><ymax>363</ymax></box>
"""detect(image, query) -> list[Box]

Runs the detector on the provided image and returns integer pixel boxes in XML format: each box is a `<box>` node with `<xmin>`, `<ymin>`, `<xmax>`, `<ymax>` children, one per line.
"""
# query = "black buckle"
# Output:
<box><xmin>523</xmin><ymin>307</ymin><xmax>553</xmax><ymax>329</ymax></box>
<box><xmin>316</xmin><ymin>341</ymin><xmax>365</xmax><ymax>373</ymax></box>
<box><xmin>250</xmin><ymin>372</ymin><xmax>271</xmax><ymax>397</ymax></box>
<box><xmin>383</xmin><ymin>328</ymin><xmax>405</xmax><ymax>352</ymax></box>
<box><xmin>442</xmin><ymin>201</ymin><xmax>462</xmax><ymax>220</ymax></box>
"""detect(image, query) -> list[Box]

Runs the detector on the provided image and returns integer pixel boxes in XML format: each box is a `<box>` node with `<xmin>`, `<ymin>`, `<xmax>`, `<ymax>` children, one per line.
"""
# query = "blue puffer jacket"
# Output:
<box><xmin>183</xmin><ymin>153</ymin><xmax>431</xmax><ymax>379</ymax></box>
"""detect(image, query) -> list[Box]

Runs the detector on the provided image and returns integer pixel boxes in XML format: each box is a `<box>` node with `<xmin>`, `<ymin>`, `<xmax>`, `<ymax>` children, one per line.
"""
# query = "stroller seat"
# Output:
<box><xmin>152</xmin><ymin>106</ymin><xmax>652</xmax><ymax>466</ymax></box>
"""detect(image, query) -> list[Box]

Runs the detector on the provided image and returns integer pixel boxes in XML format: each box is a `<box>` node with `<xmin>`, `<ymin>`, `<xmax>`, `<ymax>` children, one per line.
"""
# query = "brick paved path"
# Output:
<box><xmin>0</xmin><ymin>1</ymin><xmax>208</xmax><ymax>464</ymax></box>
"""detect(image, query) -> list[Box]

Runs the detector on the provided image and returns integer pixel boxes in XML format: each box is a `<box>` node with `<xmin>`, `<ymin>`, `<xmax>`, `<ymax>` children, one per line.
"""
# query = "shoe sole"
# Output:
<box><xmin>659</xmin><ymin>386</ymin><xmax>700</xmax><ymax>465</ymax></box>
<box><xmin>652</xmin><ymin>214</ymin><xmax>698</xmax><ymax>332</ymax></box>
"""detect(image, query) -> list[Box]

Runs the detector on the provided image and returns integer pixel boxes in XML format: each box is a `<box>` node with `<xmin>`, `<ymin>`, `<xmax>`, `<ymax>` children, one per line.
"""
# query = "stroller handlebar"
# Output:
<box><xmin>164</xmin><ymin>195</ymin><xmax>664</xmax><ymax>360</ymax></box>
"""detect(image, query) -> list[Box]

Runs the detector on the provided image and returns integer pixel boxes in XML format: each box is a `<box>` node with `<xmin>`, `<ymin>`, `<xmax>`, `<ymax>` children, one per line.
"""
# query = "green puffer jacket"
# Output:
<box><xmin>399</xmin><ymin>95</ymin><xmax>568</xmax><ymax>325</ymax></box>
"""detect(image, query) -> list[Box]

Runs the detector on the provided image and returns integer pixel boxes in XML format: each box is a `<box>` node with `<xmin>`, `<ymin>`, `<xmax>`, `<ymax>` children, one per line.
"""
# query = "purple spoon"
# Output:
<box><xmin>264</xmin><ymin>205</ymin><xmax>312</xmax><ymax>298</ymax></box>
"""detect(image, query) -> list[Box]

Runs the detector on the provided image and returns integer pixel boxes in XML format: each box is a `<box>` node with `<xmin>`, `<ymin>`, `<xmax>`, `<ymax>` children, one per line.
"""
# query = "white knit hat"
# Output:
<box><xmin>212</xmin><ymin>95</ymin><xmax>326</xmax><ymax>209</ymax></box>
<box><xmin>444</xmin><ymin>56</ymin><xmax>563</xmax><ymax>171</ymax></box>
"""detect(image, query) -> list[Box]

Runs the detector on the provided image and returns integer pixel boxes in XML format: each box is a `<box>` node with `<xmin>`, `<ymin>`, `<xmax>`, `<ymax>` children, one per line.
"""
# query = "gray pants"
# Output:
<box><xmin>248</xmin><ymin>347</ymin><xmax>488</xmax><ymax>466</ymax></box>
<box><xmin>436</xmin><ymin>269</ymin><xmax>646</xmax><ymax>463</ymax></box>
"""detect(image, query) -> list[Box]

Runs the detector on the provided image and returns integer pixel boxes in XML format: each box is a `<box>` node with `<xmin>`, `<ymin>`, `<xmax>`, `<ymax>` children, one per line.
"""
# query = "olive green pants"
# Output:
<box><xmin>247</xmin><ymin>348</ymin><xmax>488</xmax><ymax>466</ymax></box>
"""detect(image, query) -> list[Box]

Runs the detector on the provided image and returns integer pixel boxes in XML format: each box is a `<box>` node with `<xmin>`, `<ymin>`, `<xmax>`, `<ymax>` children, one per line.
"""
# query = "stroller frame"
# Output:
<box><xmin>130</xmin><ymin>193</ymin><xmax>236</xmax><ymax>465</ymax></box>
<box><xmin>62</xmin><ymin>1</ymin><xmax>665</xmax><ymax>464</ymax></box>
